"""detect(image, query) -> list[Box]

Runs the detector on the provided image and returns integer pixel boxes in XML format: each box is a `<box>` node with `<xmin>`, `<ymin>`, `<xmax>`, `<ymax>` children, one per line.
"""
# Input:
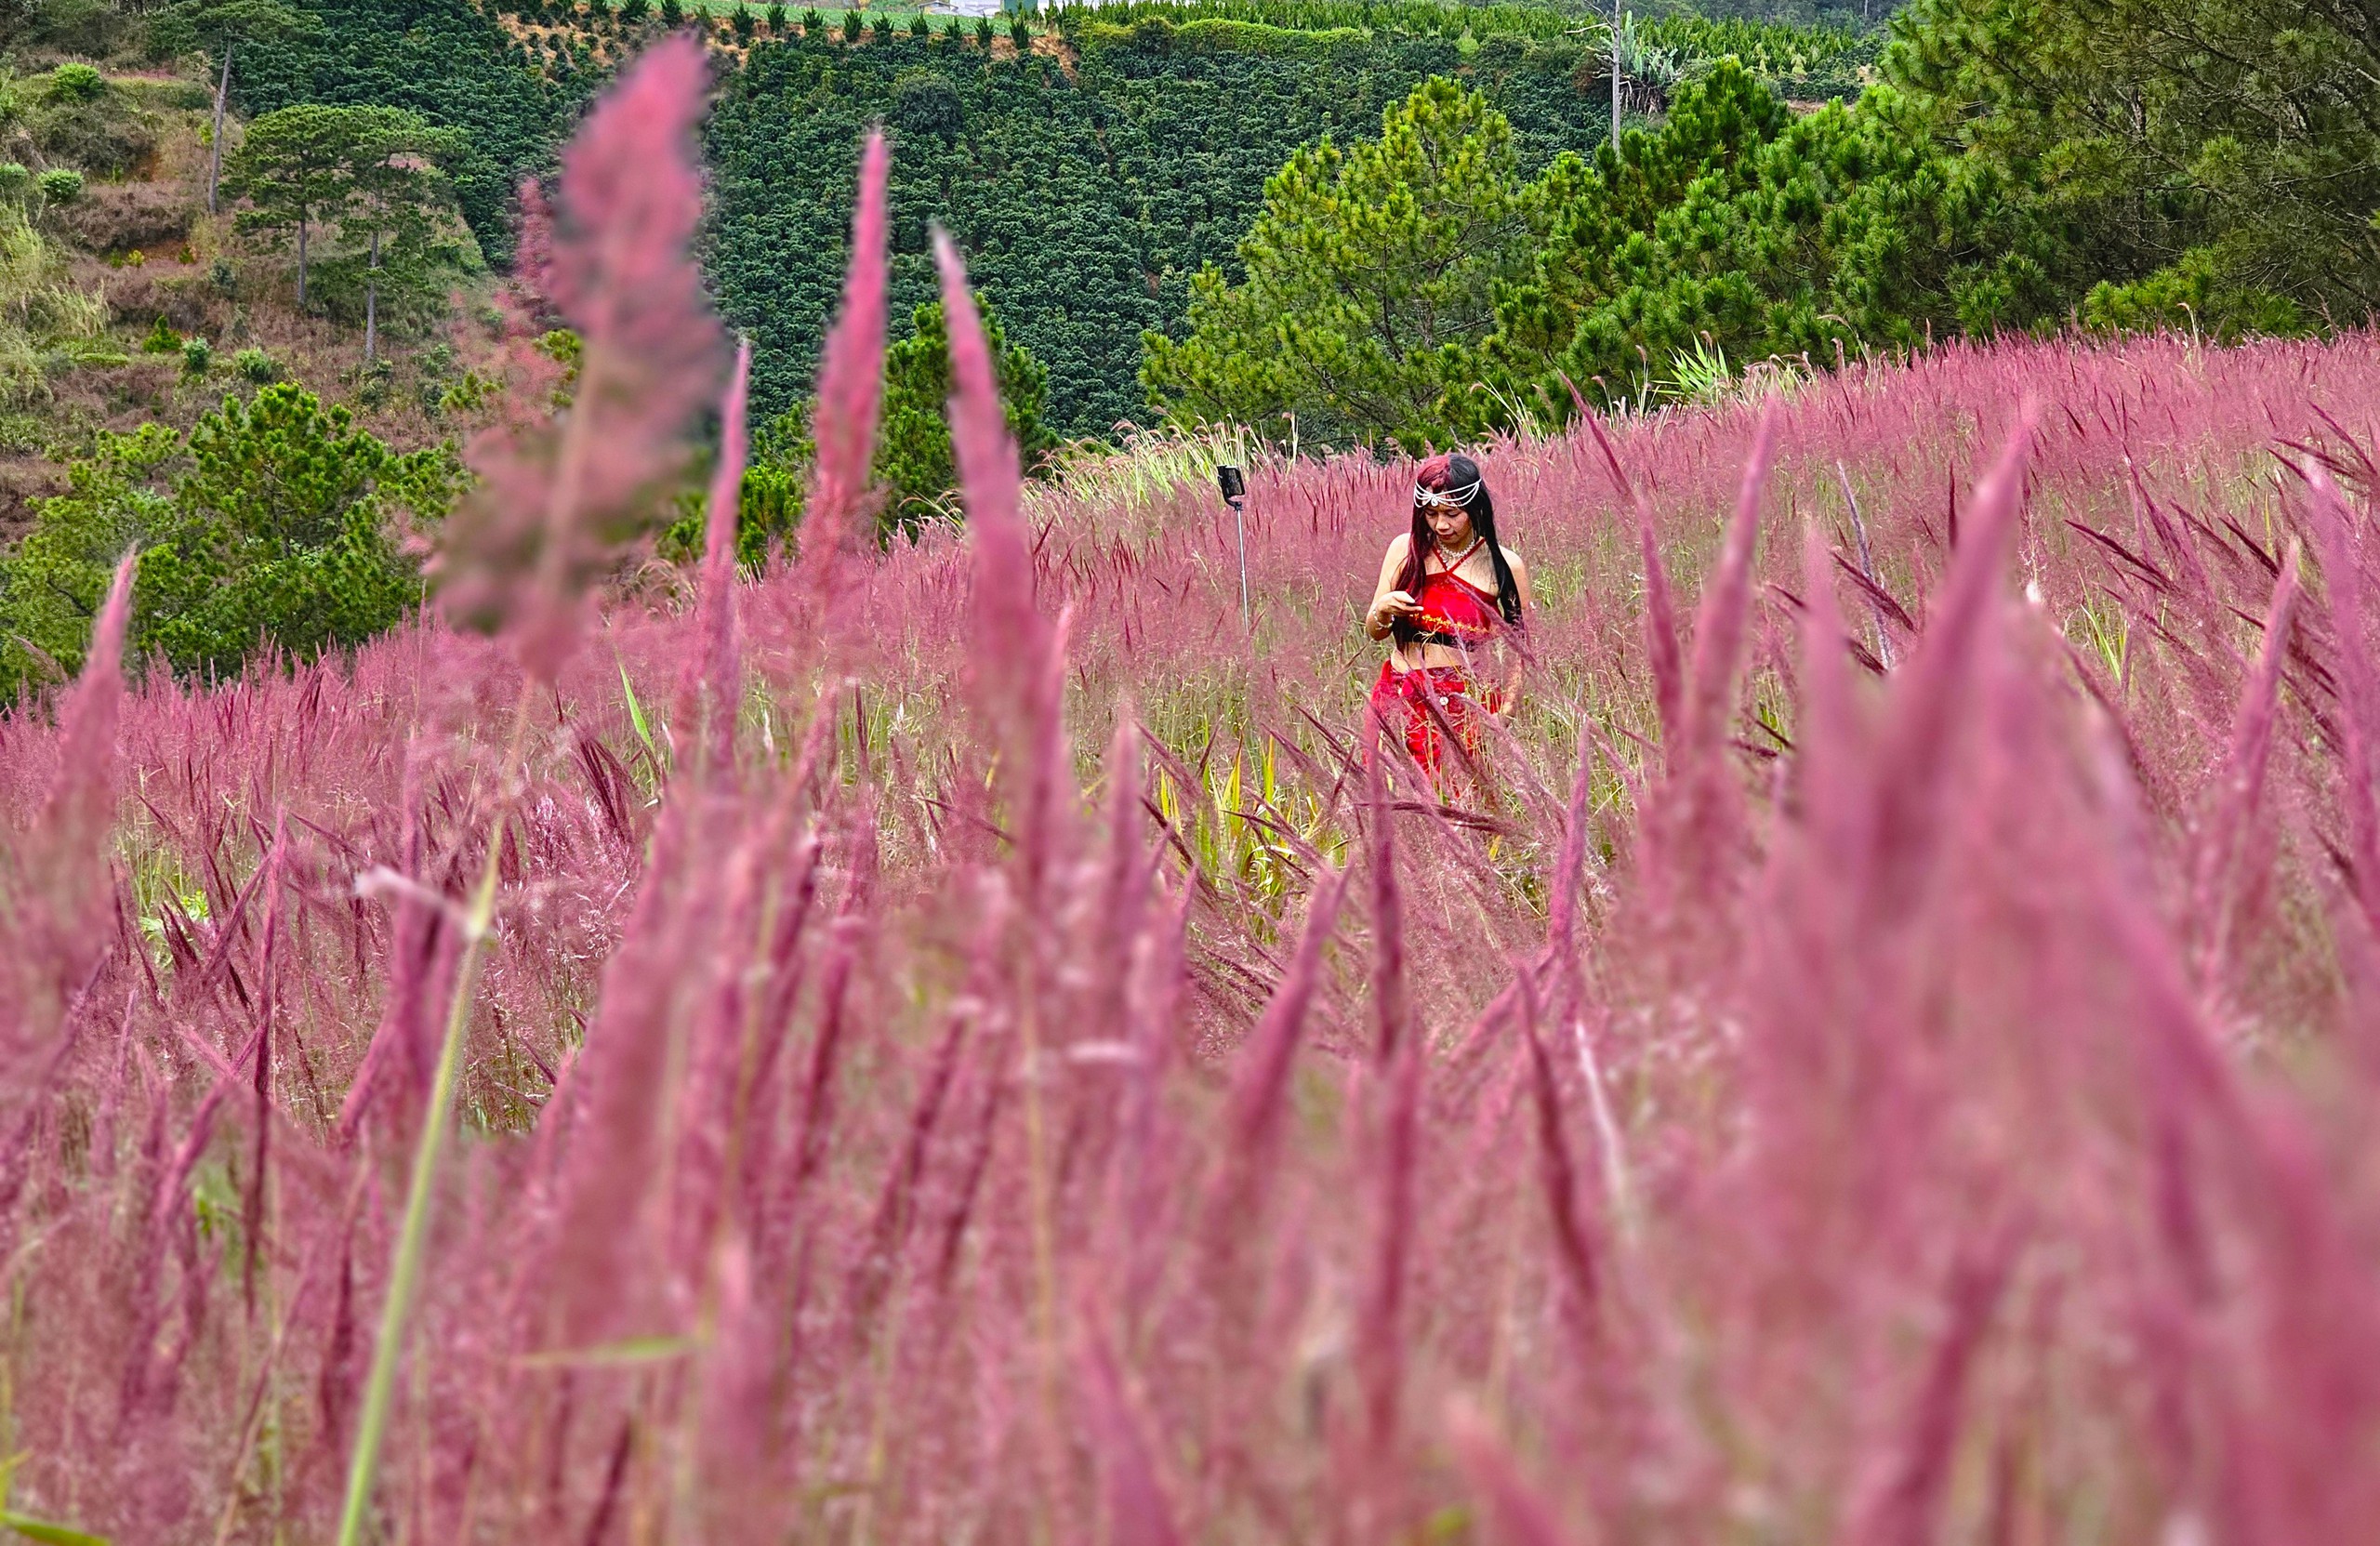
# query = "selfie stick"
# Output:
<box><xmin>1217</xmin><ymin>464</ymin><xmax>1250</xmax><ymax>628</ymax></box>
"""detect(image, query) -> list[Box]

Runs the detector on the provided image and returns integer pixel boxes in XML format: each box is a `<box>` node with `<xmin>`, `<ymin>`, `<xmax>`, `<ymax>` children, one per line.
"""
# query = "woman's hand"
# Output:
<box><xmin>1368</xmin><ymin>589</ymin><xmax>1421</xmax><ymax>638</ymax></box>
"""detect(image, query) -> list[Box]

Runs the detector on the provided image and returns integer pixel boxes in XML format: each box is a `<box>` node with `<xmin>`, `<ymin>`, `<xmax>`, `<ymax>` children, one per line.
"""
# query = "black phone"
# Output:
<box><xmin>1215</xmin><ymin>464</ymin><xmax>1246</xmax><ymax>503</ymax></box>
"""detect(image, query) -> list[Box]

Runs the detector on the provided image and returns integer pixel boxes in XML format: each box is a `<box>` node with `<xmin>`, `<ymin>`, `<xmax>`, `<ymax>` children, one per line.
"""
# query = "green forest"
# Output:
<box><xmin>137</xmin><ymin>0</ymin><xmax>1892</xmax><ymax>437</ymax></box>
<box><xmin>0</xmin><ymin>0</ymin><xmax>2370</xmax><ymax>683</ymax></box>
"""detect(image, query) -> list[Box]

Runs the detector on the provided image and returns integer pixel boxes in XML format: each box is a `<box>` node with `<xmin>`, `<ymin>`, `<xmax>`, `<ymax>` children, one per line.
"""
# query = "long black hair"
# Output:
<box><xmin>1395</xmin><ymin>452</ymin><xmax>1523</xmax><ymax>632</ymax></box>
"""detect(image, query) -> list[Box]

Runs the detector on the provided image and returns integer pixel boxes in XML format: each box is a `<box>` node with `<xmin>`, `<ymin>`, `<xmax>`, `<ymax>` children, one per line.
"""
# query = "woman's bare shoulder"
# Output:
<box><xmin>1500</xmin><ymin>545</ymin><xmax>1527</xmax><ymax>575</ymax></box>
<box><xmin>1382</xmin><ymin>531</ymin><xmax>1413</xmax><ymax>561</ymax></box>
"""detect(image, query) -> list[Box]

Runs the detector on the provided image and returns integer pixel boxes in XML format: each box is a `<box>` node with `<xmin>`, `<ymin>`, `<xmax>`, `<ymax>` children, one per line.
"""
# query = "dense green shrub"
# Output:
<box><xmin>872</xmin><ymin>295</ymin><xmax>1058</xmax><ymax>525</ymax></box>
<box><xmin>9</xmin><ymin>0</ymin><xmax>139</xmax><ymax>56</ymax></box>
<box><xmin>46</xmin><ymin>64</ymin><xmax>104</xmax><ymax>103</ymax></box>
<box><xmin>181</xmin><ymin>336</ymin><xmax>213</xmax><ymax>375</ymax></box>
<box><xmin>1888</xmin><ymin>0</ymin><xmax>2377</xmax><ymax>336</ymax></box>
<box><xmin>1144</xmin><ymin>79</ymin><xmax>1555</xmax><ymax>450</ymax></box>
<box><xmin>34</xmin><ymin>168</ymin><xmax>83</xmax><ymax>205</ymax></box>
<box><xmin>0</xmin><ymin>384</ymin><xmax>460</xmax><ymax>690</ymax></box>
<box><xmin>1149</xmin><ymin>62</ymin><xmax>2069</xmax><ymax>439</ymax></box>
<box><xmin>31</xmin><ymin>73</ymin><xmax>162</xmax><ymax>179</ymax></box>
<box><xmin>1482</xmin><ymin>66</ymin><xmax>2058</xmax><ymax>419</ymax></box>
<box><xmin>231</xmin><ymin>346</ymin><xmax>279</xmax><ymax>382</ymax></box>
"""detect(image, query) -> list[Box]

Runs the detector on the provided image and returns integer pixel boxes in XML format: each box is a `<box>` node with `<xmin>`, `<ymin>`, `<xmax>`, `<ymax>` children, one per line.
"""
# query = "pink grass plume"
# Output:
<box><xmin>1220</xmin><ymin>866</ymin><xmax>1349</xmax><ymax>1184</ymax></box>
<box><xmin>1684</xmin><ymin>402</ymin><xmax>1780</xmax><ymax>764</ymax></box>
<box><xmin>512</xmin><ymin>176</ymin><xmax>556</xmax><ymax>315</ymax></box>
<box><xmin>692</xmin><ymin>339</ymin><xmax>752</xmax><ymax>767</ymax></box>
<box><xmin>1860</xmin><ymin>403</ymin><xmax>2041</xmax><ymax>923</ymax></box>
<box><xmin>2309</xmin><ymin>468</ymin><xmax>2380</xmax><ymax>937</ymax></box>
<box><xmin>2192</xmin><ymin>543</ymin><xmax>2301</xmax><ymax>988</ymax></box>
<box><xmin>1585</xmin><ymin>413</ymin><xmax>1680</xmax><ymax>744</ymax></box>
<box><xmin>432</xmin><ymin>35</ymin><xmax>725</xmax><ymax>681</ymax></box>
<box><xmin>1519</xmin><ymin>970</ymin><xmax>1600</xmax><ymax>1328</ymax></box>
<box><xmin>1078</xmin><ymin>1317</ymin><xmax>1186</xmax><ymax>1546</ymax></box>
<box><xmin>937</xmin><ymin>230</ymin><xmax>1052</xmax><ymax>720</ymax></box>
<box><xmin>6</xmin><ymin>550</ymin><xmax>136</xmax><ymax>1061</ymax></box>
<box><xmin>1366</xmin><ymin>711</ymin><xmax>1409</xmax><ymax>1061</ymax></box>
<box><xmin>1850</xmin><ymin>1228</ymin><xmax>2021</xmax><ymax>1546</ymax></box>
<box><xmin>799</xmin><ymin>131</ymin><xmax>891</xmax><ymax>583</ymax></box>
<box><xmin>1446</xmin><ymin>1397</ymin><xmax>1580</xmax><ymax>1546</ymax></box>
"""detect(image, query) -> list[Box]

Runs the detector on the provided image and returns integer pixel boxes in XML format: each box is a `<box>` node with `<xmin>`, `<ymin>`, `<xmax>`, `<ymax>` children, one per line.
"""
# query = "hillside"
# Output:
<box><xmin>707</xmin><ymin>7</ymin><xmax>1877</xmax><ymax>436</ymax></box>
<box><xmin>713</xmin><ymin>24</ymin><xmax>1620</xmax><ymax>438</ymax></box>
<box><xmin>0</xmin><ymin>61</ymin><xmax>492</xmax><ymax>541</ymax></box>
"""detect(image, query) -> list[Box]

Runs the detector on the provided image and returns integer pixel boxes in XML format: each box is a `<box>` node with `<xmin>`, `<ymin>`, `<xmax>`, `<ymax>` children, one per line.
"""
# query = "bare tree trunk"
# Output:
<box><xmin>1611</xmin><ymin>6</ymin><xmax>1622</xmax><ymax>149</ymax></box>
<box><xmin>297</xmin><ymin>213</ymin><xmax>308</xmax><ymax>309</ymax></box>
<box><xmin>208</xmin><ymin>47</ymin><xmax>231</xmax><ymax>216</ymax></box>
<box><xmin>364</xmin><ymin>226</ymin><xmax>379</xmax><ymax>365</ymax></box>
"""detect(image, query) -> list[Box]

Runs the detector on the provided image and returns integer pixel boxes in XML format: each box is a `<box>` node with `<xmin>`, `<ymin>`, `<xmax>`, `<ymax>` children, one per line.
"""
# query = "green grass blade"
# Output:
<box><xmin>333</xmin><ymin>836</ymin><xmax>505</xmax><ymax>1546</ymax></box>
<box><xmin>0</xmin><ymin>1512</ymin><xmax>110</xmax><ymax>1546</ymax></box>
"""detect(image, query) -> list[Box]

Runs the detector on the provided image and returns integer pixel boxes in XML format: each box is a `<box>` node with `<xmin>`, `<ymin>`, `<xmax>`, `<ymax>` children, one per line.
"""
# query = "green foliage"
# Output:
<box><xmin>45</xmin><ymin>64</ymin><xmax>103</xmax><ymax>103</ymax></box>
<box><xmin>1142</xmin><ymin>79</ymin><xmax>1557</xmax><ymax>450</ymax></box>
<box><xmin>2081</xmin><ymin>247</ymin><xmax>2308</xmax><ymax>342</ymax></box>
<box><xmin>30</xmin><ymin>70</ymin><xmax>161</xmax><ymax>180</ymax></box>
<box><xmin>1885</xmin><ymin>0</ymin><xmax>2378</xmax><ymax>328</ymax></box>
<box><xmin>1481</xmin><ymin>63</ymin><xmax>2057</xmax><ymax>419</ymax></box>
<box><xmin>6</xmin><ymin>0</ymin><xmax>139</xmax><ymax>56</ymax></box>
<box><xmin>658</xmin><ymin>459</ymin><xmax>805</xmax><ymax>568</ymax></box>
<box><xmin>0</xmin><ymin>384</ymin><xmax>460</xmax><ymax>691</ymax></box>
<box><xmin>0</xmin><ymin>165</ymin><xmax>27</xmax><ymax>202</ymax></box>
<box><xmin>231</xmin><ymin>346</ymin><xmax>278</xmax><ymax>381</ymax></box>
<box><xmin>1149</xmin><ymin>59</ymin><xmax>2066</xmax><ymax>435</ymax></box>
<box><xmin>229</xmin><ymin>102</ymin><xmax>472</xmax><ymax>318</ymax></box>
<box><xmin>707</xmin><ymin>20</ymin><xmax>1612</xmax><ymax>440</ymax></box>
<box><xmin>182</xmin><ymin>336</ymin><xmax>214</xmax><ymax>375</ymax></box>
<box><xmin>219</xmin><ymin>0</ymin><xmax>587</xmax><ymax>269</ymax></box>
<box><xmin>141</xmin><ymin>316</ymin><xmax>181</xmax><ymax>353</ymax></box>
<box><xmin>874</xmin><ymin>296</ymin><xmax>1058</xmax><ymax>526</ymax></box>
<box><xmin>659</xmin><ymin>0</ymin><xmax>682</xmax><ymax>25</ymax></box>
<box><xmin>1639</xmin><ymin>14</ymin><xmax>1876</xmax><ymax>98</ymax></box>
<box><xmin>33</xmin><ymin>168</ymin><xmax>80</xmax><ymax>205</ymax></box>
<box><xmin>1053</xmin><ymin>0</ymin><xmax>1568</xmax><ymax>43</ymax></box>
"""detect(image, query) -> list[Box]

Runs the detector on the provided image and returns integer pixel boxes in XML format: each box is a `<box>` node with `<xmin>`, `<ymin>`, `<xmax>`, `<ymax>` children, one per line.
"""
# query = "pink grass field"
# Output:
<box><xmin>7</xmin><ymin>40</ymin><xmax>2380</xmax><ymax>1544</ymax></box>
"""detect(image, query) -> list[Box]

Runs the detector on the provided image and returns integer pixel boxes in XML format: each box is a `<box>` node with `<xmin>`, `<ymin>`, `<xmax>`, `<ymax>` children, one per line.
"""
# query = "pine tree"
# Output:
<box><xmin>1142</xmin><ymin>81</ymin><xmax>1552</xmax><ymax>450</ymax></box>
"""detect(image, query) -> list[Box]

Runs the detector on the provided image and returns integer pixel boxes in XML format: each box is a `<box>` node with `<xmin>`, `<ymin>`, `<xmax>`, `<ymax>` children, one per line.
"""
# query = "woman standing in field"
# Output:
<box><xmin>1365</xmin><ymin>452</ymin><xmax>1533</xmax><ymax>781</ymax></box>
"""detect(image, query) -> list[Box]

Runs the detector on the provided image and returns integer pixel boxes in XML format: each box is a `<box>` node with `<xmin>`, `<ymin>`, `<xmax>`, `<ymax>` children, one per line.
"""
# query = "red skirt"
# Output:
<box><xmin>1369</xmin><ymin>661</ymin><xmax>1492</xmax><ymax>777</ymax></box>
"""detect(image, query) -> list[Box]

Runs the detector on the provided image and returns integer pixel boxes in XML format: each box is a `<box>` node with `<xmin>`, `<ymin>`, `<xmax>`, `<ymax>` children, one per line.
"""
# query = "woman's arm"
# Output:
<box><xmin>1367</xmin><ymin>535</ymin><xmax>1419</xmax><ymax>641</ymax></box>
<box><xmin>1499</xmin><ymin>548</ymin><xmax>1534</xmax><ymax>712</ymax></box>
